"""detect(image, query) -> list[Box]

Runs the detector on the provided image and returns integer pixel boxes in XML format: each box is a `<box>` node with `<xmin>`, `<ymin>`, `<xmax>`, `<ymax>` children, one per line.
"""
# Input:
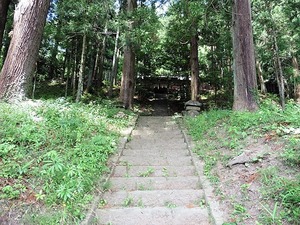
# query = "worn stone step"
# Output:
<box><xmin>124</xmin><ymin>144</ymin><xmax>188</xmax><ymax>151</ymax></box>
<box><xmin>94</xmin><ymin>207</ymin><xmax>210</xmax><ymax>225</ymax></box>
<box><xmin>118</xmin><ymin>156</ymin><xmax>192</xmax><ymax>166</ymax></box>
<box><xmin>128</xmin><ymin>138</ymin><xmax>185</xmax><ymax>145</ymax></box>
<box><xmin>102</xmin><ymin>190</ymin><xmax>205</xmax><ymax>208</ymax></box>
<box><xmin>131</xmin><ymin>130</ymin><xmax>182</xmax><ymax>137</ymax></box>
<box><xmin>125</xmin><ymin>142</ymin><xmax>187</xmax><ymax>150</ymax></box>
<box><xmin>109</xmin><ymin>177</ymin><xmax>201</xmax><ymax>191</ymax></box>
<box><xmin>113</xmin><ymin>165</ymin><xmax>197</xmax><ymax>177</ymax></box>
<box><xmin>121</xmin><ymin>149</ymin><xmax>190</xmax><ymax>157</ymax></box>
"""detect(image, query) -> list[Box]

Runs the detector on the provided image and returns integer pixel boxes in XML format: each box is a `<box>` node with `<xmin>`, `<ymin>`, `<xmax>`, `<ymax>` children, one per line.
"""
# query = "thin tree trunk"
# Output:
<box><xmin>0</xmin><ymin>0</ymin><xmax>50</xmax><ymax>101</ymax></box>
<box><xmin>109</xmin><ymin>28</ymin><xmax>120</xmax><ymax>97</ymax></box>
<box><xmin>273</xmin><ymin>36</ymin><xmax>285</xmax><ymax>109</ymax></box>
<box><xmin>232</xmin><ymin>0</ymin><xmax>258</xmax><ymax>111</ymax></box>
<box><xmin>97</xmin><ymin>24</ymin><xmax>108</xmax><ymax>89</ymax></box>
<box><xmin>76</xmin><ymin>33</ymin><xmax>87</xmax><ymax>102</ymax></box>
<box><xmin>190</xmin><ymin>34</ymin><xmax>199</xmax><ymax>101</ymax></box>
<box><xmin>71</xmin><ymin>38</ymin><xmax>79</xmax><ymax>98</ymax></box>
<box><xmin>64</xmin><ymin>49</ymin><xmax>71</xmax><ymax>98</ymax></box>
<box><xmin>0</xmin><ymin>0</ymin><xmax>10</xmax><ymax>52</ymax></box>
<box><xmin>89</xmin><ymin>42</ymin><xmax>101</xmax><ymax>92</ymax></box>
<box><xmin>48</xmin><ymin>23</ymin><xmax>61</xmax><ymax>79</ymax></box>
<box><xmin>292</xmin><ymin>56</ymin><xmax>300</xmax><ymax>103</ymax></box>
<box><xmin>256</xmin><ymin>60</ymin><xmax>267</xmax><ymax>94</ymax></box>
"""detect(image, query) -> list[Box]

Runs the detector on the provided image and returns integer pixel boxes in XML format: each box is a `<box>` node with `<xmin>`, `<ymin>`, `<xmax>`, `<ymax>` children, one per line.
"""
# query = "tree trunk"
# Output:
<box><xmin>232</xmin><ymin>0</ymin><xmax>258</xmax><ymax>111</ymax></box>
<box><xmin>190</xmin><ymin>34</ymin><xmax>199</xmax><ymax>101</ymax></box>
<box><xmin>109</xmin><ymin>28</ymin><xmax>120</xmax><ymax>97</ymax></box>
<box><xmin>256</xmin><ymin>60</ymin><xmax>267</xmax><ymax>94</ymax></box>
<box><xmin>273</xmin><ymin>36</ymin><xmax>285</xmax><ymax>109</ymax></box>
<box><xmin>292</xmin><ymin>56</ymin><xmax>300</xmax><ymax>103</ymax></box>
<box><xmin>120</xmin><ymin>0</ymin><xmax>137</xmax><ymax>109</ymax></box>
<box><xmin>0</xmin><ymin>0</ymin><xmax>10</xmax><ymax>52</ymax></box>
<box><xmin>0</xmin><ymin>0</ymin><xmax>50</xmax><ymax>101</ymax></box>
<box><xmin>96</xmin><ymin>24</ymin><xmax>108</xmax><ymax>89</ymax></box>
<box><xmin>76</xmin><ymin>33</ymin><xmax>87</xmax><ymax>102</ymax></box>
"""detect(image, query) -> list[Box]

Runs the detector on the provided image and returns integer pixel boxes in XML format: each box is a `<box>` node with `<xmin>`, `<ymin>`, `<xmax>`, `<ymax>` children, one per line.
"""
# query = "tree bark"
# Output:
<box><xmin>0</xmin><ymin>0</ymin><xmax>10</xmax><ymax>51</ymax></box>
<box><xmin>120</xmin><ymin>0</ymin><xmax>137</xmax><ymax>109</ymax></box>
<box><xmin>0</xmin><ymin>0</ymin><xmax>50</xmax><ymax>101</ymax></box>
<box><xmin>232</xmin><ymin>0</ymin><xmax>258</xmax><ymax>111</ymax></box>
<box><xmin>273</xmin><ymin>36</ymin><xmax>285</xmax><ymax>109</ymax></box>
<box><xmin>190</xmin><ymin>34</ymin><xmax>199</xmax><ymax>101</ymax></box>
<box><xmin>292</xmin><ymin>56</ymin><xmax>300</xmax><ymax>103</ymax></box>
<box><xmin>76</xmin><ymin>33</ymin><xmax>87</xmax><ymax>102</ymax></box>
<box><xmin>256</xmin><ymin>60</ymin><xmax>267</xmax><ymax>95</ymax></box>
<box><xmin>109</xmin><ymin>28</ymin><xmax>120</xmax><ymax>97</ymax></box>
<box><xmin>96</xmin><ymin>24</ymin><xmax>108</xmax><ymax>89</ymax></box>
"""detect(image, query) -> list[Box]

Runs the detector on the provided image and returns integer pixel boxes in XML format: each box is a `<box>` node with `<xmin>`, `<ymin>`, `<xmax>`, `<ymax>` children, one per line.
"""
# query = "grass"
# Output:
<box><xmin>0</xmin><ymin>98</ymin><xmax>135</xmax><ymax>224</ymax></box>
<box><xmin>185</xmin><ymin>98</ymin><xmax>300</xmax><ymax>224</ymax></box>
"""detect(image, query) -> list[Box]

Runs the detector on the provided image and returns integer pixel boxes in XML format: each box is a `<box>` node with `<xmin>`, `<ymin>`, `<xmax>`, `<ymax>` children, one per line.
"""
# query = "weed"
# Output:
<box><xmin>102</xmin><ymin>181</ymin><xmax>112</xmax><ymax>192</ymax></box>
<box><xmin>123</xmin><ymin>196</ymin><xmax>134</xmax><ymax>207</ymax></box>
<box><xmin>195</xmin><ymin>198</ymin><xmax>206</xmax><ymax>208</ymax></box>
<box><xmin>259</xmin><ymin>202</ymin><xmax>282</xmax><ymax>225</ymax></box>
<box><xmin>98</xmin><ymin>199</ymin><xmax>107</xmax><ymax>208</ymax></box>
<box><xmin>137</xmin><ymin>198</ymin><xmax>144</xmax><ymax>207</ymax></box>
<box><xmin>164</xmin><ymin>201</ymin><xmax>177</xmax><ymax>208</ymax></box>
<box><xmin>138</xmin><ymin>167</ymin><xmax>155</xmax><ymax>177</ymax></box>
<box><xmin>162</xmin><ymin>167</ymin><xmax>169</xmax><ymax>177</ymax></box>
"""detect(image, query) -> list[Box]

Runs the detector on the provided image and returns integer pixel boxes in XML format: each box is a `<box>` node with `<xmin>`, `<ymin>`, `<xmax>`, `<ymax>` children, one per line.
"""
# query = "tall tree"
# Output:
<box><xmin>0</xmin><ymin>0</ymin><xmax>10</xmax><ymax>51</ymax></box>
<box><xmin>120</xmin><ymin>0</ymin><xmax>137</xmax><ymax>109</ymax></box>
<box><xmin>232</xmin><ymin>0</ymin><xmax>258</xmax><ymax>111</ymax></box>
<box><xmin>0</xmin><ymin>0</ymin><xmax>50</xmax><ymax>101</ymax></box>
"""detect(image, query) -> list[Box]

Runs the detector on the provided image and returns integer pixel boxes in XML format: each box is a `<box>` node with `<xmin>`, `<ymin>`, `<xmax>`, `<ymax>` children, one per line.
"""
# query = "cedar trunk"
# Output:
<box><xmin>292</xmin><ymin>56</ymin><xmax>300</xmax><ymax>103</ymax></box>
<box><xmin>120</xmin><ymin>0</ymin><xmax>137</xmax><ymax>109</ymax></box>
<box><xmin>0</xmin><ymin>0</ymin><xmax>10</xmax><ymax>50</ymax></box>
<box><xmin>76</xmin><ymin>33</ymin><xmax>87</xmax><ymax>102</ymax></box>
<box><xmin>190</xmin><ymin>34</ymin><xmax>199</xmax><ymax>101</ymax></box>
<box><xmin>232</xmin><ymin>0</ymin><xmax>258</xmax><ymax>111</ymax></box>
<box><xmin>0</xmin><ymin>0</ymin><xmax>50</xmax><ymax>101</ymax></box>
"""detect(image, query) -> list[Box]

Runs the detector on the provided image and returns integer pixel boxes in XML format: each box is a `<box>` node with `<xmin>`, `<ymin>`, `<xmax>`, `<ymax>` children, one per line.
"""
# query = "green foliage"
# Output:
<box><xmin>259</xmin><ymin>167</ymin><xmax>300</xmax><ymax>224</ymax></box>
<box><xmin>0</xmin><ymin>100</ymin><xmax>135</xmax><ymax>223</ymax></box>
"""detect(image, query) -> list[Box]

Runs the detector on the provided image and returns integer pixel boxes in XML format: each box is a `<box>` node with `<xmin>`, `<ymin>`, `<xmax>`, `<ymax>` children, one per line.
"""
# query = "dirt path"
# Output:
<box><xmin>85</xmin><ymin>111</ymin><xmax>226</xmax><ymax>225</ymax></box>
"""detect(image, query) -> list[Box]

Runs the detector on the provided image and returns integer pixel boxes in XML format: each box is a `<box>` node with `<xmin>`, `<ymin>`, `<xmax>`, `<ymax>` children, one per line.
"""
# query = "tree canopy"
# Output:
<box><xmin>0</xmin><ymin>0</ymin><xmax>299</xmax><ymax>108</ymax></box>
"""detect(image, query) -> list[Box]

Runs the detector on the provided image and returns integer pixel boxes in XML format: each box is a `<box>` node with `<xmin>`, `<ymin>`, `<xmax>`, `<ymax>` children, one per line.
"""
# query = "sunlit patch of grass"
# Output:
<box><xmin>0</xmin><ymin>99</ymin><xmax>135</xmax><ymax>224</ymax></box>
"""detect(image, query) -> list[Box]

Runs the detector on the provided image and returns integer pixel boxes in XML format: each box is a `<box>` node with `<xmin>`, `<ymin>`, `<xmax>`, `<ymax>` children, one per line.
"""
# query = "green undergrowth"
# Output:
<box><xmin>185</xmin><ymin>99</ymin><xmax>300</xmax><ymax>224</ymax></box>
<box><xmin>0</xmin><ymin>99</ymin><xmax>135</xmax><ymax>224</ymax></box>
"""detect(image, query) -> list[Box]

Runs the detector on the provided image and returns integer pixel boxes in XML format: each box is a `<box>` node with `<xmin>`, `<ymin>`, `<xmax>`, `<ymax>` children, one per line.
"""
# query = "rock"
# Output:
<box><xmin>186</xmin><ymin>105</ymin><xmax>201</xmax><ymax>111</ymax></box>
<box><xmin>185</xmin><ymin>100</ymin><xmax>202</xmax><ymax>107</ymax></box>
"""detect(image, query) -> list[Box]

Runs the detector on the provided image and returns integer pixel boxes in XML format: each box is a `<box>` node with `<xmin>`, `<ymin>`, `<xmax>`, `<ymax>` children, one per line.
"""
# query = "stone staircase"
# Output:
<box><xmin>93</xmin><ymin>116</ymin><xmax>212</xmax><ymax>225</ymax></box>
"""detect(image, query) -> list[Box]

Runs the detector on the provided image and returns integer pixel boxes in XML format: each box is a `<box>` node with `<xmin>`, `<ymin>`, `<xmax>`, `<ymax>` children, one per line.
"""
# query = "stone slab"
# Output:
<box><xmin>118</xmin><ymin>156</ymin><xmax>192</xmax><ymax>166</ymax></box>
<box><xmin>102</xmin><ymin>189</ymin><xmax>205</xmax><ymax>208</ymax></box>
<box><xmin>113</xmin><ymin>165</ymin><xmax>197</xmax><ymax>177</ymax></box>
<box><xmin>109</xmin><ymin>177</ymin><xmax>201</xmax><ymax>191</ymax></box>
<box><xmin>94</xmin><ymin>207</ymin><xmax>210</xmax><ymax>225</ymax></box>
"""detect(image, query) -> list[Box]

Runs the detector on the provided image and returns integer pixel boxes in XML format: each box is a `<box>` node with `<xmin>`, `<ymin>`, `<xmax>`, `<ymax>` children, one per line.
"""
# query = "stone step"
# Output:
<box><xmin>94</xmin><ymin>207</ymin><xmax>210</xmax><ymax>225</ymax></box>
<box><xmin>131</xmin><ymin>130</ymin><xmax>183</xmax><ymax>137</ymax></box>
<box><xmin>124</xmin><ymin>145</ymin><xmax>188</xmax><ymax>151</ymax></box>
<box><xmin>102</xmin><ymin>190</ymin><xmax>205</xmax><ymax>208</ymax></box>
<box><xmin>109</xmin><ymin>177</ymin><xmax>201</xmax><ymax>191</ymax></box>
<box><xmin>113</xmin><ymin>165</ymin><xmax>197</xmax><ymax>177</ymax></box>
<box><xmin>125</xmin><ymin>142</ymin><xmax>187</xmax><ymax>150</ymax></box>
<box><xmin>118</xmin><ymin>156</ymin><xmax>192</xmax><ymax>166</ymax></box>
<box><xmin>121</xmin><ymin>149</ymin><xmax>190</xmax><ymax>157</ymax></box>
<box><xmin>128</xmin><ymin>138</ymin><xmax>185</xmax><ymax>145</ymax></box>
